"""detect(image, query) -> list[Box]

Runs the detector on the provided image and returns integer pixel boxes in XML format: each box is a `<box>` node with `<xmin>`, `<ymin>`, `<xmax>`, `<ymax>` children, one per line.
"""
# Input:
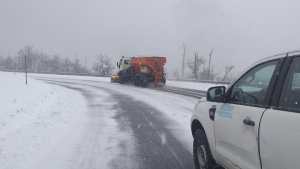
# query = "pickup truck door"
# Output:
<box><xmin>260</xmin><ymin>56</ymin><xmax>300</xmax><ymax>169</ymax></box>
<box><xmin>214</xmin><ymin>60</ymin><xmax>280</xmax><ymax>169</ymax></box>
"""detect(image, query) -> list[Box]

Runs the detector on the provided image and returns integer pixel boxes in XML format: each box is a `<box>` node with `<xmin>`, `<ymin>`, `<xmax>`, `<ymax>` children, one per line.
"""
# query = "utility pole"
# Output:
<box><xmin>25</xmin><ymin>52</ymin><xmax>28</xmax><ymax>85</ymax></box>
<box><xmin>208</xmin><ymin>49</ymin><xmax>214</xmax><ymax>80</ymax></box>
<box><xmin>181</xmin><ymin>43</ymin><xmax>186</xmax><ymax>79</ymax></box>
<box><xmin>194</xmin><ymin>52</ymin><xmax>198</xmax><ymax>80</ymax></box>
<box><xmin>85</xmin><ymin>56</ymin><xmax>87</xmax><ymax>69</ymax></box>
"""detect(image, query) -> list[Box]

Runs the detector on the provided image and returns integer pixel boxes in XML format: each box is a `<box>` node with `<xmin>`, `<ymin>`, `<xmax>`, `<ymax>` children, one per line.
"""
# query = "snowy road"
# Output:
<box><xmin>36</xmin><ymin>76</ymin><xmax>198</xmax><ymax>169</ymax></box>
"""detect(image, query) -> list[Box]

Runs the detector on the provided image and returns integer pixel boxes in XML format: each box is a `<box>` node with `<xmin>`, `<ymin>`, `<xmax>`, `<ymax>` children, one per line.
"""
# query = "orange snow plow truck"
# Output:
<box><xmin>111</xmin><ymin>56</ymin><xmax>166</xmax><ymax>87</ymax></box>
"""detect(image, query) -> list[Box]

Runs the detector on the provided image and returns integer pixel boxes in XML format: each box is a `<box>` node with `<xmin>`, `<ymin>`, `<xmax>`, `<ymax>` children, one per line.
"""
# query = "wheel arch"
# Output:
<box><xmin>191</xmin><ymin>119</ymin><xmax>204</xmax><ymax>138</ymax></box>
<box><xmin>191</xmin><ymin>115</ymin><xmax>217</xmax><ymax>160</ymax></box>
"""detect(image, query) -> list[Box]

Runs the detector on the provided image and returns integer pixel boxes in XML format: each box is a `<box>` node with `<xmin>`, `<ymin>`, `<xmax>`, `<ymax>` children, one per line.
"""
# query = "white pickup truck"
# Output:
<box><xmin>191</xmin><ymin>51</ymin><xmax>300</xmax><ymax>169</ymax></box>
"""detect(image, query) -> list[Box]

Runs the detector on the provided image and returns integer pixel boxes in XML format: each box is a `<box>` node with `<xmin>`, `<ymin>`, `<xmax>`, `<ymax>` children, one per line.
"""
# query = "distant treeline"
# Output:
<box><xmin>0</xmin><ymin>46</ymin><xmax>89</xmax><ymax>75</ymax></box>
<box><xmin>0</xmin><ymin>46</ymin><xmax>115</xmax><ymax>76</ymax></box>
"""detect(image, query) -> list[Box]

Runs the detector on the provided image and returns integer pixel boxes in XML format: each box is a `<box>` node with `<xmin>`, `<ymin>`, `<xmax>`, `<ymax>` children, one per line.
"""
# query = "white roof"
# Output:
<box><xmin>253</xmin><ymin>52</ymin><xmax>286</xmax><ymax>66</ymax></box>
<box><xmin>254</xmin><ymin>50</ymin><xmax>300</xmax><ymax>66</ymax></box>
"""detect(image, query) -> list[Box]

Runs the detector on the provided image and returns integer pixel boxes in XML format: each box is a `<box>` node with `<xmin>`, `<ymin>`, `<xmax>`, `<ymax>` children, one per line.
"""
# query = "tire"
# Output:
<box><xmin>134</xmin><ymin>75</ymin><xmax>141</xmax><ymax>86</ymax></box>
<box><xmin>118</xmin><ymin>71</ymin><xmax>126</xmax><ymax>84</ymax></box>
<box><xmin>140</xmin><ymin>75</ymin><xmax>148</xmax><ymax>87</ymax></box>
<box><xmin>119</xmin><ymin>77</ymin><xmax>125</xmax><ymax>84</ymax></box>
<box><xmin>161</xmin><ymin>74</ymin><xmax>166</xmax><ymax>84</ymax></box>
<box><xmin>134</xmin><ymin>74</ymin><xmax>148</xmax><ymax>87</ymax></box>
<box><xmin>193</xmin><ymin>129</ymin><xmax>215</xmax><ymax>169</ymax></box>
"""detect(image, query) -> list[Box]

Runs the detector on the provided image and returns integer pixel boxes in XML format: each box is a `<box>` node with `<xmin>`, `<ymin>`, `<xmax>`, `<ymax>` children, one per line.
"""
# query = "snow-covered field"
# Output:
<box><xmin>0</xmin><ymin>72</ymin><xmax>89</xmax><ymax>168</ymax></box>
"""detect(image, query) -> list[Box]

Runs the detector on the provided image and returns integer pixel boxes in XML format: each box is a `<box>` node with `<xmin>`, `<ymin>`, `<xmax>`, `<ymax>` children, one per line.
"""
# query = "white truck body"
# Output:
<box><xmin>191</xmin><ymin>51</ymin><xmax>300</xmax><ymax>169</ymax></box>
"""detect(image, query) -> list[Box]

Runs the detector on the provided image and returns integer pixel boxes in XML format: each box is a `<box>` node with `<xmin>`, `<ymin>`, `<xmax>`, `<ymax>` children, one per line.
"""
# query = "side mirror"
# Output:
<box><xmin>207</xmin><ymin>86</ymin><xmax>226</xmax><ymax>102</ymax></box>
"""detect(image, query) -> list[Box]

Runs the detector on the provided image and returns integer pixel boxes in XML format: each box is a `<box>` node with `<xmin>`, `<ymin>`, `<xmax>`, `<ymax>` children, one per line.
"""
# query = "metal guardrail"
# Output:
<box><xmin>155</xmin><ymin>86</ymin><xmax>206</xmax><ymax>98</ymax></box>
<box><xmin>167</xmin><ymin>78</ymin><xmax>231</xmax><ymax>85</ymax></box>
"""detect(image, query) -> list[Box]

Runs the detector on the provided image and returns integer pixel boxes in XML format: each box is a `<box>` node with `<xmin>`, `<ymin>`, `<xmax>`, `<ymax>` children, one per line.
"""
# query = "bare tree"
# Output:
<box><xmin>93</xmin><ymin>54</ymin><xmax>114</xmax><ymax>76</ymax></box>
<box><xmin>6</xmin><ymin>46</ymin><xmax>89</xmax><ymax>74</ymax></box>
<box><xmin>187</xmin><ymin>51</ymin><xmax>206</xmax><ymax>80</ymax></box>
<box><xmin>222</xmin><ymin>65</ymin><xmax>235</xmax><ymax>82</ymax></box>
<box><xmin>172</xmin><ymin>69</ymin><xmax>180</xmax><ymax>80</ymax></box>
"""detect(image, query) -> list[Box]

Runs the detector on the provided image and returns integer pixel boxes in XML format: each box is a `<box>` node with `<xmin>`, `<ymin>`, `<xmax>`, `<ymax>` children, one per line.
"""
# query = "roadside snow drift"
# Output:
<box><xmin>0</xmin><ymin>72</ymin><xmax>89</xmax><ymax>169</ymax></box>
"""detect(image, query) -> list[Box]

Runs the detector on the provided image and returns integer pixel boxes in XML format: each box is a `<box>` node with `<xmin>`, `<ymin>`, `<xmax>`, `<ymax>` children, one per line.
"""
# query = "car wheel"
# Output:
<box><xmin>193</xmin><ymin>129</ymin><xmax>214</xmax><ymax>169</ymax></box>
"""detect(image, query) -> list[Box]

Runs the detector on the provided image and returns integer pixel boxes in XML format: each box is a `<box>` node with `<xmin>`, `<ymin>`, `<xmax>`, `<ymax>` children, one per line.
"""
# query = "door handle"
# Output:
<box><xmin>209</xmin><ymin>106</ymin><xmax>216</xmax><ymax>121</ymax></box>
<box><xmin>243</xmin><ymin>118</ymin><xmax>255</xmax><ymax>126</ymax></box>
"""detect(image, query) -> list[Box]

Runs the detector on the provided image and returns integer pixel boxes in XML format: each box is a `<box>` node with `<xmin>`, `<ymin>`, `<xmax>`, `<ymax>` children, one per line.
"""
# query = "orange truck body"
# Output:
<box><xmin>131</xmin><ymin>56</ymin><xmax>166</xmax><ymax>86</ymax></box>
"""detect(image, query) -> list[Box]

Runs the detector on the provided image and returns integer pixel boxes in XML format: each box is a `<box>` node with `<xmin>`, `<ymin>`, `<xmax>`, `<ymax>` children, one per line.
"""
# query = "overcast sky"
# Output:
<box><xmin>1</xmin><ymin>0</ymin><xmax>300</xmax><ymax>75</ymax></box>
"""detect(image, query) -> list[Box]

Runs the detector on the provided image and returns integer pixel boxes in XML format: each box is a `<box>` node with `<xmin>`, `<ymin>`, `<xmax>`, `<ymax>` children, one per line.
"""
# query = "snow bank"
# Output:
<box><xmin>0</xmin><ymin>72</ymin><xmax>88</xmax><ymax>169</ymax></box>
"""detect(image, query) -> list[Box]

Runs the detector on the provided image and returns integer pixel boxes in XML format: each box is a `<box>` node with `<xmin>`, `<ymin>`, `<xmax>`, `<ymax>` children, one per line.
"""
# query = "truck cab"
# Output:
<box><xmin>191</xmin><ymin>51</ymin><xmax>300</xmax><ymax>169</ymax></box>
<box><xmin>117</xmin><ymin>56</ymin><xmax>131</xmax><ymax>71</ymax></box>
<box><xmin>111</xmin><ymin>56</ymin><xmax>132</xmax><ymax>83</ymax></box>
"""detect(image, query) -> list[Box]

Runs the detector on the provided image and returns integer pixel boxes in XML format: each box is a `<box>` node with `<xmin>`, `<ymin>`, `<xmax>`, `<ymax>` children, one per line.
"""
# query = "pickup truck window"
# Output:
<box><xmin>228</xmin><ymin>60</ymin><xmax>278</xmax><ymax>106</ymax></box>
<box><xmin>279</xmin><ymin>57</ymin><xmax>300</xmax><ymax>112</ymax></box>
